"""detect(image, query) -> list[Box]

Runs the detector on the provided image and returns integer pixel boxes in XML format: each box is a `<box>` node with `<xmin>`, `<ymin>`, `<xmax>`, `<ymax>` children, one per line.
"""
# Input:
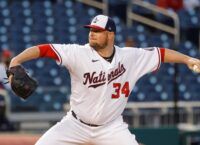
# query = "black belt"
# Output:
<box><xmin>71</xmin><ymin>110</ymin><xmax>100</xmax><ymax>127</ymax></box>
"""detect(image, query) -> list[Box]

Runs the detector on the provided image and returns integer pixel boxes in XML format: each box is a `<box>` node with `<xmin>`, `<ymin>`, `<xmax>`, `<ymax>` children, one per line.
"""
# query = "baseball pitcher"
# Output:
<box><xmin>8</xmin><ymin>15</ymin><xmax>200</xmax><ymax>145</ymax></box>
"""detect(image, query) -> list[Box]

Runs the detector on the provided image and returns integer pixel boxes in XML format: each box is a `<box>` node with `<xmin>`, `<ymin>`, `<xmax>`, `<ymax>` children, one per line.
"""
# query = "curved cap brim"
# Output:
<box><xmin>84</xmin><ymin>25</ymin><xmax>106</xmax><ymax>31</ymax></box>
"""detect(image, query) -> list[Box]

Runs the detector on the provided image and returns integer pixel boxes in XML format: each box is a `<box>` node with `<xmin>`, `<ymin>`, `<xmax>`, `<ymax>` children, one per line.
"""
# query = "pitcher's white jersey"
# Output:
<box><xmin>51</xmin><ymin>44</ymin><xmax>161</xmax><ymax>125</ymax></box>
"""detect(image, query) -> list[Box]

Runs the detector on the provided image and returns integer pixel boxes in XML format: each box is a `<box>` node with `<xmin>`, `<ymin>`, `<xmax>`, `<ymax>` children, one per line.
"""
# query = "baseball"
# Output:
<box><xmin>193</xmin><ymin>65</ymin><xmax>199</xmax><ymax>73</ymax></box>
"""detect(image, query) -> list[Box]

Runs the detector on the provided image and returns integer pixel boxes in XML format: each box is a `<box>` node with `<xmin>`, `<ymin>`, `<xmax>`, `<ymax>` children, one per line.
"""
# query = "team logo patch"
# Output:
<box><xmin>93</xmin><ymin>17</ymin><xmax>99</xmax><ymax>23</ymax></box>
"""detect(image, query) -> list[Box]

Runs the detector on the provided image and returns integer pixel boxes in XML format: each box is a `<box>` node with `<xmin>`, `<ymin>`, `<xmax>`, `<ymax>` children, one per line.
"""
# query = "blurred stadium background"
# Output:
<box><xmin>0</xmin><ymin>0</ymin><xmax>199</xmax><ymax>145</ymax></box>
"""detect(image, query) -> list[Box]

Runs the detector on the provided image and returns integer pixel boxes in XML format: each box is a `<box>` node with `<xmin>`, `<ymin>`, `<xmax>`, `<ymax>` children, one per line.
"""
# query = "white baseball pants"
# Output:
<box><xmin>35</xmin><ymin>111</ymin><xmax>139</xmax><ymax>145</ymax></box>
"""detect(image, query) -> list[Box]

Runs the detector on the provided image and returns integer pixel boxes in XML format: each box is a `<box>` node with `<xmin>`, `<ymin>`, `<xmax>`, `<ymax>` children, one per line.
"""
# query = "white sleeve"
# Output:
<box><xmin>133</xmin><ymin>47</ymin><xmax>161</xmax><ymax>78</ymax></box>
<box><xmin>50</xmin><ymin>44</ymin><xmax>78</xmax><ymax>71</ymax></box>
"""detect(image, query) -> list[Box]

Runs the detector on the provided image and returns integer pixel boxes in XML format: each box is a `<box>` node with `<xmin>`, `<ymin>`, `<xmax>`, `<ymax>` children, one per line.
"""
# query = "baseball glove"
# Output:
<box><xmin>6</xmin><ymin>65</ymin><xmax>38</xmax><ymax>100</ymax></box>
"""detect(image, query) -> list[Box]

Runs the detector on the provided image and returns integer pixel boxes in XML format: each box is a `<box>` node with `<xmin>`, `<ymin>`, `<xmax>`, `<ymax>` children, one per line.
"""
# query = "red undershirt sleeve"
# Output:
<box><xmin>159</xmin><ymin>48</ymin><xmax>165</xmax><ymax>63</ymax></box>
<box><xmin>37</xmin><ymin>44</ymin><xmax>59</xmax><ymax>61</ymax></box>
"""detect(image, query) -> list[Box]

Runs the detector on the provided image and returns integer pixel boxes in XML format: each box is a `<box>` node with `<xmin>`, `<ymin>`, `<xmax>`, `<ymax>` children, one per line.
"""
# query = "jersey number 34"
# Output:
<box><xmin>112</xmin><ymin>82</ymin><xmax>130</xmax><ymax>99</ymax></box>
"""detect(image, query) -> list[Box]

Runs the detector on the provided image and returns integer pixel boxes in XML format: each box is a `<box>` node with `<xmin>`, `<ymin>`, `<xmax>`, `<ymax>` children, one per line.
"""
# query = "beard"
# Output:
<box><xmin>89</xmin><ymin>39</ymin><xmax>108</xmax><ymax>51</ymax></box>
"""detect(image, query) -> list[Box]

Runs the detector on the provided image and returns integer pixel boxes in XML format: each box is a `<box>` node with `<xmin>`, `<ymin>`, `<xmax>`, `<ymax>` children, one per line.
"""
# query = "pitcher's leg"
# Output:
<box><xmin>93</xmin><ymin>117</ymin><xmax>139</xmax><ymax>145</ymax></box>
<box><xmin>107</xmin><ymin>128</ymin><xmax>138</xmax><ymax>145</ymax></box>
<box><xmin>95</xmin><ymin>127</ymin><xmax>138</xmax><ymax>145</ymax></box>
<box><xmin>35</xmin><ymin>114</ymin><xmax>89</xmax><ymax>145</ymax></box>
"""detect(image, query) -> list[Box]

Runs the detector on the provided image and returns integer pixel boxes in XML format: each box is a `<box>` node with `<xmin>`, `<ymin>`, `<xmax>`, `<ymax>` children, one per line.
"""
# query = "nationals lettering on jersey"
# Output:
<box><xmin>83</xmin><ymin>62</ymin><xmax>126</xmax><ymax>88</ymax></box>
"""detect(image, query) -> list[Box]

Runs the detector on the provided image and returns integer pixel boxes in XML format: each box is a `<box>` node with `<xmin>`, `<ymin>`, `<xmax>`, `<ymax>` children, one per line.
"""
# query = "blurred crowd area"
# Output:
<box><xmin>0</xmin><ymin>0</ymin><xmax>199</xmax><ymax>131</ymax></box>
